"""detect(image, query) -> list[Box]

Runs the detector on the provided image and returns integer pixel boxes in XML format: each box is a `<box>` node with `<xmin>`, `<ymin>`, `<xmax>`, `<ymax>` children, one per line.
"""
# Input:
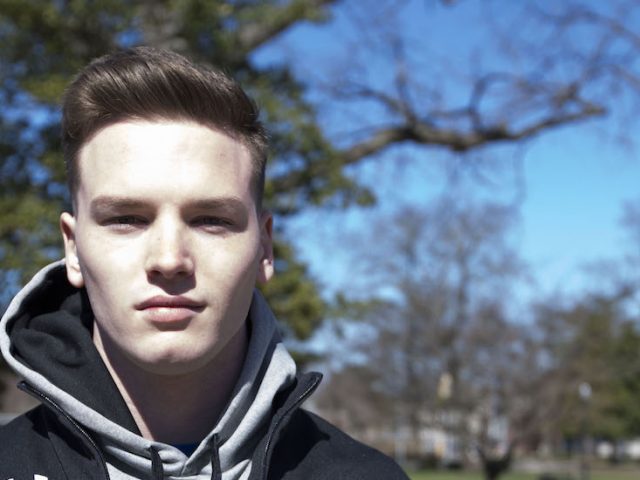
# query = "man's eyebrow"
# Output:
<box><xmin>89</xmin><ymin>195</ymin><xmax>248</xmax><ymax>214</ymax></box>
<box><xmin>90</xmin><ymin>196</ymin><xmax>149</xmax><ymax>214</ymax></box>
<box><xmin>187</xmin><ymin>197</ymin><xmax>247</xmax><ymax>213</ymax></box>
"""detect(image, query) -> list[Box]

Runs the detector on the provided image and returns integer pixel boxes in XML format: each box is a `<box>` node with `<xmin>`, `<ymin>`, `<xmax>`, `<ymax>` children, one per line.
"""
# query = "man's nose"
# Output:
<box><xmin>145</xmin><ymin>220</ymin><xmax>194</xmax><ymax>279</ymax></box>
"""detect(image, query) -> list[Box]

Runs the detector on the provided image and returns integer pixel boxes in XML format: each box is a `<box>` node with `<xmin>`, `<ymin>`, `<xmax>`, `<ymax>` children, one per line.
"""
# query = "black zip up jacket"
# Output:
<box><xmin>0</xmin><ymin>373</ymin><xmax>408</xmax><ymax>479</ymax></box>
<box><xmin>0</xmin><ymin>262</ymin><xmax>409</xmax><ymax>479</ymax></box>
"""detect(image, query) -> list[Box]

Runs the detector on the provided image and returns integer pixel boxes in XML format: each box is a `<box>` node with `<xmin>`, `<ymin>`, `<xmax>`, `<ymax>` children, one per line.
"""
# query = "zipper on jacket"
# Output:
<box><xmin>258</xmin><ymin>373</ymin><xmax>322</xmax><ymax>480</ymax></box>
<box><xmin>210</xmin><ymin>434</ymin><xmax>222</xmax><ymax>480</ymax></box>
<box><xmin>18</xmin><ymin>380</ymin><xmax>111</xmax><ymax>480</ymax></box>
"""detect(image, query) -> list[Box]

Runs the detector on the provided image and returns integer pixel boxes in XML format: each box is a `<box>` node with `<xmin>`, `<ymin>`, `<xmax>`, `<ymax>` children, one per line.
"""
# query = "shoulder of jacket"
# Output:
<box><xmin>0</xmin><ymin>406</ymin><xmax>64</xmax><ymax>476</ymax></box>
<box><xmin>0</xmin><ymin>405</ymin><xmax>103</xmax><ymax>479</ymax></box>
<box><xmin>0</xmin><ymin>406</ymin><xmax>44</xmax><ymax>442</ymax></box>
<box><xmin>270</xmin><ymin>409</ymin><xmax>410</xmax><ymax>480</ymax></box>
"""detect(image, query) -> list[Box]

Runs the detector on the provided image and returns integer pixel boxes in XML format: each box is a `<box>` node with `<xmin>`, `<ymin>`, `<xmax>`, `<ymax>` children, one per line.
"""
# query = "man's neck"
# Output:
<box><xmin>93</xmin><ymin>324</ymin><xmax>248</xmax><ymax>444</ymax></box>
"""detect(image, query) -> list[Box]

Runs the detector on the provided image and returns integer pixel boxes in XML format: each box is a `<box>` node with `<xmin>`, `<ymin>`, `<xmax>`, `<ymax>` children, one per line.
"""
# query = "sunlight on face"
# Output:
<box><xmin>60</xmin><ymin>120</ymin><xmax>273</xmax><ymax>376</ymax></box>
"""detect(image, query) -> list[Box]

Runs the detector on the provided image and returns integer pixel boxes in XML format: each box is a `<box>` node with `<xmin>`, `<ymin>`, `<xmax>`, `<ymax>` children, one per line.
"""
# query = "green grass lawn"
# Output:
<box><xmin>408</xmin><ymin>472</ymin><xmax>534</xmax><ymax>480</ymax></box>
<box><xmin>408</xmin><ymin>470</ymin><xmax>640</xmax><ymax>480</ymax></box>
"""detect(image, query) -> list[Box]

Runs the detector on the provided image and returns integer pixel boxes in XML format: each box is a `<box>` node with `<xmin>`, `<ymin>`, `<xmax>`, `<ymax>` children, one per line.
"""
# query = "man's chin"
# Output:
<box><xmin>131</xmin><ymin>353</ymin><xmax>212</xmax><ymax>377</ymax></box>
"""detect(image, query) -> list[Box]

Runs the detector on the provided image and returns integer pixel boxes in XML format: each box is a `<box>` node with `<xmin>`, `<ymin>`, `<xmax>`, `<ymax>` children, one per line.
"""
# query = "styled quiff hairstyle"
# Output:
<box><xmin>61</xmin><ymin>46</ymin><xmax>268</xmax><ymax>209</ymax></box>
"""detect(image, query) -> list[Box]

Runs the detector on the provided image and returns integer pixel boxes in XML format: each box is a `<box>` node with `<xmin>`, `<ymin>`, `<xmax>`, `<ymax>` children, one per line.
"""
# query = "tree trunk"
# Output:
<box><xmin>478</xmin><ymin>444</ymin><xmax>512</xmax><ymax>480</ymax></box>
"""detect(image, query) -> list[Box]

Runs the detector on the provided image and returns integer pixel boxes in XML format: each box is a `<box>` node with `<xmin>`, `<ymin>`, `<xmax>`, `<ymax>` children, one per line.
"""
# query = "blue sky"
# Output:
<box><xmin>519</xmin><ymin>121</ymin><xmax>640</xmax><ymax>296</ymax></box>
<box><xmin>254</xmin><ymin>0</ymin><xmax>640</xmax><ymax>308</ymax></box>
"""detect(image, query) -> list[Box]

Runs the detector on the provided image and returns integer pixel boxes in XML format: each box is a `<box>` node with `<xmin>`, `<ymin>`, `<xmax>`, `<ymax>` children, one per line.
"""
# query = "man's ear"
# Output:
<box><xmin>257</xmin><ymin>211</ymin><xmax>274</xmax><ymax>284</ymax></box>
<box><xmin>60</xmin><ymin>212</ymin><xmax>85</xmax><ymax>288</ymax></box>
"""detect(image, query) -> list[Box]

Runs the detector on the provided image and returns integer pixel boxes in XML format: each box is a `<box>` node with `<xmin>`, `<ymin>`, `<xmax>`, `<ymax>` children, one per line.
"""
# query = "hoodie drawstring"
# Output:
<box><xmin>150</xmin><ymin>446</ymin><xmax>164</xmax><ymax>480</ymax></box>
<box><xmin>149</xmin><ymin>438</ymin><xmax>220</xmax><ymax>480</ymax></box>
<box><xmin>210</xmin><ymin>434</ymin><xmax>222</xmax><ymax>480</ymax></box>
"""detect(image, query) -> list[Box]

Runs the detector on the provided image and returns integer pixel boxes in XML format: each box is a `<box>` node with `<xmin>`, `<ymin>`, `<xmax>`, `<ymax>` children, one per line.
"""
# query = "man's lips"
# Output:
<box><xmin>136</xmin><ymin>295</ymin><xmax>205</xmax><ymax>311</ymax></box>
<box><xmin>136</xmin><ymin>296</ymin><xmax>205</xmax><ymax>324</ymax></box>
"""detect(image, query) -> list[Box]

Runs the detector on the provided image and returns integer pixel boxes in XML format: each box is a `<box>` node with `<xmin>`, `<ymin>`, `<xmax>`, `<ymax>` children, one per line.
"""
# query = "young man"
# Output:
<box><xmin>0</xmin><ymin>48</ymin><xmax>408</xmax><ymax>479</ymax></box>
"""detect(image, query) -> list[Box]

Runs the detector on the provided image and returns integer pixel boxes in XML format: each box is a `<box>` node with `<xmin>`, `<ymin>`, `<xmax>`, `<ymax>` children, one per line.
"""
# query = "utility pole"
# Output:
<box><xmin>578</xmin><ymin>382</ymin><xmax>592</xmax><ymax>480</ymax></box>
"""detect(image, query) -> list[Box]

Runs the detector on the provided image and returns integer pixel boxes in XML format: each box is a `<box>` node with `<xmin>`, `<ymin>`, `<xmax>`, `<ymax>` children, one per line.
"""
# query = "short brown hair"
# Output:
<box><xmin>61</xmin><ymin>47</ymin><xmax>268</xmax><ymax>209</ymax></box>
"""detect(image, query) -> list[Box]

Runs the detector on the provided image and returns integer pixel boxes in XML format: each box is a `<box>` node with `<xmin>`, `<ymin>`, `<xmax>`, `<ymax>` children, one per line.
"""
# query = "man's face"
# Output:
<box><xmin>60</xmin><ymin>120</ymin><xmax>273</xmax><ymax>376</ymax></box>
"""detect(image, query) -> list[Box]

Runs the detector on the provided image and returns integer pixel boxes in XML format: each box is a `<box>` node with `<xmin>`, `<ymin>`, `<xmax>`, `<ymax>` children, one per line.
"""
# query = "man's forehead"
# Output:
<box><xmin>80</xmin><ymin>119</ymin><xmax>247</xmax><ymax>153</ymax></box>
<box><xmin>74</xmin><ymin>120</ymin><xmax>256</xmax><ymax>205</ymax></box>
<box><xmin>79</xmin><ymin>120</ymin><xmax>250</xmax><ymax>171</ymax></box>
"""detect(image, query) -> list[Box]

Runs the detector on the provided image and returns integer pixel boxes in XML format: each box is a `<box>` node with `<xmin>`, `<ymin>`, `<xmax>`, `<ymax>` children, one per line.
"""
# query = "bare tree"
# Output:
<box><xmin>315</xmin><ymin>196</ymin><xmax>538</xmax><ymax>477</ymax></box>
<box><xmin>272</xmin><ymin>0</ymin><xmax>640</xmax><ymax>198</ymax></box>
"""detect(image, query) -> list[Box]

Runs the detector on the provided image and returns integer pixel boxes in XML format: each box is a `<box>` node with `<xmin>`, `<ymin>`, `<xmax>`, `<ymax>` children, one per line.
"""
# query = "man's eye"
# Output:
<box><xmin>115</xmin><ymin>216</ymin><xmax>142</xmax><ymax>224</ymax></box>
<box><xmin>104</xmin><ymin>216</ymin><xmax>147</xmax><ymax>230</ymax></box>
<box><xmin>193</xmin><ymin>217</ymin><xmax>232</xmax><ymax>228</ymax></box>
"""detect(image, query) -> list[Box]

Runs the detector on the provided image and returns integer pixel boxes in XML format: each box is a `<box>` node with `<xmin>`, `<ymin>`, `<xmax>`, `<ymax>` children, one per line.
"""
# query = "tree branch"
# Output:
<box><xmin>344</xmin><ymin>103</ymin><xmax>606</xmax><ymax>159</ymax></box>
<box><xmin>269</xmin><ymin>102</ymin><xmax>606</xmax><ymax>195</ymax></box>
<box><xmin>236</xmin><ymin>0</ymin><xmax>338</xmax><ymax>52</ymax></box>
